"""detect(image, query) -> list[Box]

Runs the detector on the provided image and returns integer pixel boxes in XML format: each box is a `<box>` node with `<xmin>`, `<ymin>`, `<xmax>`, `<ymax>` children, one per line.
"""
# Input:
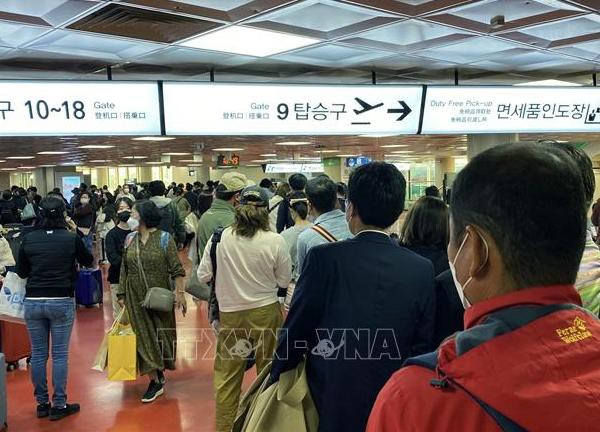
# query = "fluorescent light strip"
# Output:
<box><xmin>276</xmin><ymin>142</ymin><xmax>311</xmax><ymax>146</ymax></box>
<box><xmin>7</xmin><ymin>156</ymin><xmax>35</xmax><ymax>159</ymax></box>
<box><xmin>123</xmin><ymin>156</ymin><xmax>148</xmax><ymax>160</ymax></box>
<box><xmin>181</xmin><ymin>26</ymin><xmax>321</xmax><ymax>57</ymax></box>
<box><xmin>38</xmin><ymin>151</ymin><xmax>69</xmax><ymax>155</ymax></box>
<box><xmin>162</xmin><ymin>152</ymin><xmax>191</xmax><ymax>156</ymax></box>
<box><xmin>132</xmin><ymin>137</ymin><xmax>175</xmax><ymax>141</ymax></box>
<box><xmin>79</xmin><ymin>145</ymin><xmax>115</xmax><ymax>149</ymax></box>
<box><xmin>212</xmin><ymin>148</ymin><xmax>245</xmax><ymax>152</ymax></box>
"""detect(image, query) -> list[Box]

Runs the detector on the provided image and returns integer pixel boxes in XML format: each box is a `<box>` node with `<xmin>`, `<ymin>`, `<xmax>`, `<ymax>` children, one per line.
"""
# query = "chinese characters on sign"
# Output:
<box><xmin>422</xmin><ymin>87</ymin><xmax>600</xmax><ymax>134</ymax></box>
<box><xmin>0</xmin><ymin>82</ymin><xmax>161</xmax><ymax>136</ymax></box>
<box><xmin>163</xmin><ymin>83</ymin><xmax>423</xmax><ymax>135</ymax></box>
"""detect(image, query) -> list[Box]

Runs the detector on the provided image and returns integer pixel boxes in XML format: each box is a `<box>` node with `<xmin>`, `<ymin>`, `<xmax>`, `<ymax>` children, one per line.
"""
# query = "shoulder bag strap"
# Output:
<box><xmin>312</xmin><ymin>224</ymin><xmax>338</xmax><ymax>243</ymax></box>
<box><xmin>135</xmin><ymin>234</ymin><xmax>150</xmax><ymax>291</ymax></box>
<box><xmin>269</xmin><ymin>200</ymin><xmax>283</xmax><ymax>214</ymax></box>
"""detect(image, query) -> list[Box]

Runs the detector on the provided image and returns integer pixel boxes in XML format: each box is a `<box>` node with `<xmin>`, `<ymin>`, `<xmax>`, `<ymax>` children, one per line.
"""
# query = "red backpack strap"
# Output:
<box><xmin>312</xmin><ymin>224</ymin><xmax>338</xmax><ymax>243</ymax></box>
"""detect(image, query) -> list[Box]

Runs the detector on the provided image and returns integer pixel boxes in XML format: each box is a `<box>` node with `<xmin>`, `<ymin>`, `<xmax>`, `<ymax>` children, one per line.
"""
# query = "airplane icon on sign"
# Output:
<box><xmin>353</xmin><ymin>97</ymin><xmax>384</xmax><ymax>115</ymax></box>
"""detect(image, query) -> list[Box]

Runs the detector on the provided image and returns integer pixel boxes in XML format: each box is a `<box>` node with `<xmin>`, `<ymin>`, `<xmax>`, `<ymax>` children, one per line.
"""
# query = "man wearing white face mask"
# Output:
<box><xmin>368</xmin><ymin>143</ymin><xmax>600</xmax><ymax>432</ymax></box>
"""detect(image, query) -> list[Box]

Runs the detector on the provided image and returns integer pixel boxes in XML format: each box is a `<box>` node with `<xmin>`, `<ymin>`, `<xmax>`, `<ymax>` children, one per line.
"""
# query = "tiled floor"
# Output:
<box><xmin>6</xmin><ymin>265</ymin><xmax>254</xmax><ymax>432</ymax></box>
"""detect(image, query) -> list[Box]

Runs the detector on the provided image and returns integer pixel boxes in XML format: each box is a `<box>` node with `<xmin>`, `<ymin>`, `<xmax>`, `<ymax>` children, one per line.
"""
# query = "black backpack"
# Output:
<box><xmin>158</xmin><ymin>203</ymin><xmax>177</xmax><ymax>235</ymax></box>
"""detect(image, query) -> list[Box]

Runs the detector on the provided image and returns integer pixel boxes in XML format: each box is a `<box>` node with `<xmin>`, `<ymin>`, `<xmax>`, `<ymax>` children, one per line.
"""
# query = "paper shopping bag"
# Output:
<box><xmin>92</xmin><ymin>308</ymin><xmax>126</xmax><ymax>372</ymax></box>
<box><xmin>0</xmin><ymin>271</ymin><xmax>27</xmax><ymax>320</ymax></box>
<box><xmin>107</xmin><ymin>312</ymin><xmax>137</xmax><ymax>381</ymax></box>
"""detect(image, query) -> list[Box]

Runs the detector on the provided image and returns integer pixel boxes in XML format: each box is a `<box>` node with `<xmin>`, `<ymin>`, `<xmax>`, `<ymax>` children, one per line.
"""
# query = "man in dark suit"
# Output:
<box><xmin>270</xmin><ymin>162</ymin><xmax>436</xmax><ymax>432</ymax></box>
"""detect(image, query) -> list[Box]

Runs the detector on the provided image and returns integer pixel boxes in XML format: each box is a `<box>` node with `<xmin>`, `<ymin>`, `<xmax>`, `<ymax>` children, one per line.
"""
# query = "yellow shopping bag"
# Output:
<box><xmin>92</xmin><ymin>308</ymin><xmax>129</xmax><ymax>372</ymax></box>
<box><xmin>107</xmin><ymin>309</ymin><xmax>137</xmax><ymax>381</ymax></box>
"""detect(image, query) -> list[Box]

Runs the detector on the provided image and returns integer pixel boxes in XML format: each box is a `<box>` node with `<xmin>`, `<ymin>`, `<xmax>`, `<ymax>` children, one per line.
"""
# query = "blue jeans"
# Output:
<box><xmin>24</xmin><ymin>298</ymin><xmax>75</xmax><ymax>408</ymax></box>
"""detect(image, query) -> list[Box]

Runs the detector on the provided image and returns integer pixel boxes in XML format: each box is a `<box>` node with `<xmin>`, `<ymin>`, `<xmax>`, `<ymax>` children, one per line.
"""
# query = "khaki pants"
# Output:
<box><xmin>214</xmin><ymin>302</ymin><xmax>283</xmax><ymax>432</ymax></box>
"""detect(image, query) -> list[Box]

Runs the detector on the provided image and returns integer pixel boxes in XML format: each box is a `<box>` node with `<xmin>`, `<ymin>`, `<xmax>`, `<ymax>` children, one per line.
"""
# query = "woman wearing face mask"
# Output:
<box><xmin>116</xmin><ymin>185</ymin><xmax>136</xmax><ymax>202</ymax></box>
<box><xmin>116</xmin><ymin>200</ymin><xmax>187</xmax><ymax>404</ymax></box>
<box><xmin>104</xmin><ymin>197</ymin><xmax>133</xmax><ymax>319</ymax></box>
<box><xmin>72</xmin><ymin>191</ymin><xmax>95</xmax><ymax>255</ymax></box>
<box><xmin>95</xmin><ymin>192</ymin><xmax>116</xmax><ymax>265</ymax></box>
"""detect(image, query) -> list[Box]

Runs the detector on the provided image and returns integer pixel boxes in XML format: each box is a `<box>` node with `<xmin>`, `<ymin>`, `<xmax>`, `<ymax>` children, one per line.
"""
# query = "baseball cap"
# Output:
<box><xmin>239</xmin><ymin>185</ymin><xmax>269</xmax><ymax>207</ymax></box>
<box><xmin>220</xmin><ymin>172</ymin><xmax>250</xmax><ymax>193</ymax></box>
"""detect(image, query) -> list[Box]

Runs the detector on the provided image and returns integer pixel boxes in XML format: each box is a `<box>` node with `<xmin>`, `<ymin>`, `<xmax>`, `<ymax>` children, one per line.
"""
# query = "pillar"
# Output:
<box><xmin>323</xmin><ymin>158</ymin><xmax>341</xmax><ymax>182</ymax></box>
<box><xmin>467</xmin><ymin>134</ymin><xmax>519</xmax><ymax>160</ymax></box>
<box><xmin>435</xmin><ymin>157</ymin><xmax>455</xmax><ymax>189</ymax></box>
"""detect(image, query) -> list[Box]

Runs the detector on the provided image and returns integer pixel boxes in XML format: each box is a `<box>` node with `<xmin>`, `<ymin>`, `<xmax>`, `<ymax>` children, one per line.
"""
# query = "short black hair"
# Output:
<box><xmin>2</xmin><ymin>190</ymin><xmax>12</xmax><ymax>201</ymax></box>
<box><xmin>337</xmin><ymin>182</ymin><xmax>347</xmax><ymax>198</ymax></box>
<box><xmin>116</xmin><ymin>197</ymin><xmax>134</xmax><ymax>210</ymax></box>
<box><xmin>134</xmin><ymin>200</ymin><xmax>162</xmax><ymax>229</ymax></box>
<box><xmin>545</xmin><ymin>142</ymin><xmax>595</xmax><ymax>207</ymax></box>
<box><xmin>80</xmin><ymin>183</ymin><xmax>88</xmax><ymax>191</ymax></box>
<box><xmin>148</xmin><ymin>180</ymin><xmax>166</xmax><ymax>197</ymax></box>
<box><xmin>260</xmin><ymin>178</ymin><xmax>274</xmax><ymax>189</ymax></box>
<box><xmin>400</xmin><ymin>196</ymin><xmax>449</xmax><ymax>249</ymax></box>
<box><xmin>39</xmin><ymin>196</ymin><xmax>67</xmax><ymax>229</ymax></box>
<box><xmin>186</xmin><ymin>183</ymin><xmax>193</xmax><ymax>192</ymax></box>
<box><xmin>425</xmin><ymin>185</ymin><xmax>440</xmax><ymax>198</ymax></box>
<box><xmin>348</xmin><ymin>162</ymin><xmax>406</xmax><ymax>228</ymax></box>
<box><xmin>306</xmin><ymin>176</ymin><xmax>337</xmax><ymax>214</ymax></box>
<box><xmin>193</xmin><ymin>181</ymin><xmax>203</xmax><ymax>188</ymax></box>
<box><xmin>451</xmin><ymin>142</ymin><xmax>586</xmax><ymax>288</ymax></box>
<box><xmin>289</xmin><ymin>191</ymin><xmax>309</xmax><ymax>220</ymax></box>
<box><xmin>289</xmin><ymin>173</ymin><xmax>307</xmax><ymax>191</ymax></box>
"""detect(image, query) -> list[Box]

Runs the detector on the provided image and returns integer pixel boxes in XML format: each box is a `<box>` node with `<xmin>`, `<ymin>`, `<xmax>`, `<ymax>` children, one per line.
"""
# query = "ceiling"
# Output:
<box><xmin>0</xmin><ymin>0</ymin><xmax>598</xmax><ymax>85</ymax></box>
<box><xmin>1</xmin><ymin>0</ymin><xmax>600</xmax><ymax>170</ymax></box>
<box><xmin>0</xmin><ymin>132</ymin><xmax>599</xmax><ymax>171</ymax></box>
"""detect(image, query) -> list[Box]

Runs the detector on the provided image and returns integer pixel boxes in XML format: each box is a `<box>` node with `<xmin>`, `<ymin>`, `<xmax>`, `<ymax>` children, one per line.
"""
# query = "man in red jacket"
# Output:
<box><xmin>368</xmin><ymin>142</ymin><xmax>600</xmax><ymax>431</ymax></box>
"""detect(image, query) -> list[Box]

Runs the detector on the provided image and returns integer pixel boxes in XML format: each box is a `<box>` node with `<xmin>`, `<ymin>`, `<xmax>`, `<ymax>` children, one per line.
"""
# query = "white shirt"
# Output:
<box><xmin>198</xmin><ymin>227</ymin><xmax>292</xmax><ymax>313</ymax></box>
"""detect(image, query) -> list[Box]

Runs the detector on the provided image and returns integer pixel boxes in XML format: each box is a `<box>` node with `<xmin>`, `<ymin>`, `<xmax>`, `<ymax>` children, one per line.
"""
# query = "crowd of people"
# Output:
<box><xmin>6</xmin><ymin>141</ymin><xmax>600</xmax><ymax>430</ymax></box>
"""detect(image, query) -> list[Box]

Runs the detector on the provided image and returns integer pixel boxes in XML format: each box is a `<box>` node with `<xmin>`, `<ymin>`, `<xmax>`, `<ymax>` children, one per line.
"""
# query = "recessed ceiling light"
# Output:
<box><xmin>260</xmin><ymin>154</ymin><xmax>277</xmax><ymax>157</ymax></box>
<box><xmin>7</xmin><ymin>156</ymin><xmax>35</xmax><ymax>160</ymax></box>
<box><xmin>19</xmin><ymin>166</ymin><xmax>36</xmax><ymax>170</ymax></box>
<box><xmin>251</xmin><ymin>159</ymin><xmax>270</xmax><ymax>163</ymax></box>
<box><xmin>245</xmin><ymin>164</ymin><xmax>260</xmax><ymax>167</ymax></box>
<box><xmin>0</xmin><ymin>160</ymin><xmax>6</xmax><ymax>163</ymax></box>
<box><xmin>38</xmin><ymin>151</ymin><xmax>69</xmax><ymax>155</ymax></box>
<box><xmin>79</xmin><ymin>145</ymin><xmax>115</xmax><ymax>149</ymax></box>
<box><xmin>123</xmin><ymin>156</ymin><xmax>148</xmax><ymax>160</ymax></box>
<box><xmin>314</xmin><ymin>150</ymin><xmax>339</xmax><ymax>153</ymax></box>
<box><xmin>146</xmin><ymin>161</ymin><xmax>164</xmax><ymax>165</ymax></box>
<box><xmin>515</xmin><ymin>79</ymin><xmax>582</xmax><ymax>87</ymax></box>
<box><xmin>1</xmin><ymin>168</ymin><xmax>16</xmax><ymax>171</ymax></box>
<box><xmin>212</xmin><ymin>148</ymin><xmax>245</xmax><ymax>152</ymax></box>
<box><xmin>89</xmin><ymin>160</ymin><xmax>111</xmax><ymax>163</ymax></box>
<box><xmin>38</xmin><ymin>164</ymin><xmax>56</xmax><ymax>168</ymax></box>
<box><xmin>380</xmin><ymin>144</ymin><xmax>410</xmax><ymax>148</ymax></box>
<box><xmin>132</xmin><ymin>137</ymin><xmax>175</xmax><ymax>141</ymax></box>
<box><xmin>181</xmin><ymin>25</ymin><xmax>321</xmax><ymax>57</ymax></box>
<box><xmin>276</xmin><ymin>142</ymin><xmax>311</xmax><ymax>146</ymax></box>
<box><xmin>119</xmin><ymin>164</ymin><xmax>136</xmax><ymax>167</ymax></box>
<box><xmin>162</xmin><ymin>152</ymin><xmax>191</xmax><ymax>156</ymax></box>
<box><xmin>61</xmin><ymin>162</ymin><xmax>80</xmax><ymax>166</ymax></box>
<box><xmin>336</xmin><ymin>154</ymin><xmax>356</xmax><ymax>157</ymax></box>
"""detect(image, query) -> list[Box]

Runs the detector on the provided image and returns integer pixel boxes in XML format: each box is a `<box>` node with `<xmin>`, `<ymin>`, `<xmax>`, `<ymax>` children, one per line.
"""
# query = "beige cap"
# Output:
<box><xmin>220</xmin><ymin>171</ymin><xmax>250</xmax><ymax>192</ymax></box>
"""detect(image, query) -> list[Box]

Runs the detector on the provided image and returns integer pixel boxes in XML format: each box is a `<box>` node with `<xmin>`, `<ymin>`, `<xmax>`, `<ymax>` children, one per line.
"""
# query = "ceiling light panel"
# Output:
<box><xmin>38</xmin><ymin>151</ymin><xmax>69</xmax><ymax>155</ymax></box>
<box><xmin>79</xmin><ymin>145</ymin><xmax>115</xmax><ymax>149</ymax></box>
<box><xmin>181</xmin><ymin>26</ymin><xmax>321</xmax><ymax>57</ymax></box>
<box><xmin>6</xmin><ymin>156</ymin><xmax>35</xmax><ymax>159</ymax></box>
<box><xmin>132</xmin><ymin>137</ymin><xmax>175</xmax><ymax>141</ymax></box>
<box><xmin>212</xmin><ymin>148</ymin><xmax>245</xmax><ymax>151</ymax></box>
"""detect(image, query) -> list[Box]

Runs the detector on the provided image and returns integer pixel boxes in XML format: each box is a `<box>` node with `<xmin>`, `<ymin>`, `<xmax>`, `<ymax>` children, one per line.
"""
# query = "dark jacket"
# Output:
<box><xmin>73</xmin><ymin>203</ymin><xmax>95</xmax><ymax>229</ymax></box>
<box><xmin>105</xmin><ymin>226</ymin><xmax>131</xmax><ymax>284</ymax></box>
<box><xmin>406</xmin><ymin>245</ymin><xmax>450</xmax><ymax>276</ymax></box>
<box><xmin>16</xmin><ymin>227</ymin><xmax>94</xmax><ymax>297</ymax></box>
<box><xmin>433</xmin><ymin>269</ymin><xmax>464</xmax><ymax>347</ymax></box>
<box><xmin>0</xmin><ymin>200</ymin><xmax>18</xmax><ymax>225</ymax></box>
<box><xmin>184</xmin><ymin>191</ymin><xmax>199</xmax><ymax>212</ymax></box>
<box><xmin>271</xmin><ymin>231</ymin><xmax>436</xmax><ymax>432</ymax></box>
<box><xmin>276</xmin><ymin>197</ymin><xmax>294</xmax><ymax>233</ymax></box>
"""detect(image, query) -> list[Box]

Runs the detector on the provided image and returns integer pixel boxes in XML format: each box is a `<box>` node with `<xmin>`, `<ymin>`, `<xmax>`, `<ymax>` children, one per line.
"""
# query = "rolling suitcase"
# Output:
<box><xmin>75</xmin><ymin>269</ymin><xmax>103</xmax><ymax>307</ymax></box>
<box><xmin>0</xmin><ymin>353</ymin><xmax>6</xmax><ymax>431</ymax></box>
<box><xmin>0</xmin><ymin>321</ymin><xmax>31</xmax><ymax>370</ymax></box>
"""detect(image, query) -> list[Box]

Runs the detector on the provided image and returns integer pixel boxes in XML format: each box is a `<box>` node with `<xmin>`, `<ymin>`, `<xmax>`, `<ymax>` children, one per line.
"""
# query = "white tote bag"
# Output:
<box><xmin>0</xmin><ymin>271</ymin><xmax>27</xmax><ymax>320</ymax></box>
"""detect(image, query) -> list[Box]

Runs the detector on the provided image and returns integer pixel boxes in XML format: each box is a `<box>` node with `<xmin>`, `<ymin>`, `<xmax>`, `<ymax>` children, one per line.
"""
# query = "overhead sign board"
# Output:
<box><xmin>163</xmin><ymin>83</ymin><xmax>423</xmax><ymax>135</ymax></box>
<box><xmin>0</xmin><ymin>81</ymin><xmax>161</xmax><ymax>136</ymax></box>
<box><xmin>265</xmin><ymin>163</ymin><xmax>324</xmax><ymax>173</ymax></box>
<box><xmin>422</xmin><ymin>86</ymin><xmax>600</xmax><ymax>134</ymax></box>
<box><xmin>217</xmin><ymin>153</ymin><xmax>240</xmax><ymax>167</ymax></box>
